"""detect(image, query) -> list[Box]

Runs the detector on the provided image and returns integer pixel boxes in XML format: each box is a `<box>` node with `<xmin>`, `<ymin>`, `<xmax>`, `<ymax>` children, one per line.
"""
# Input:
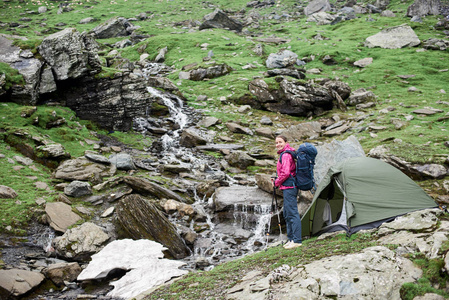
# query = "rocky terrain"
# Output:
<box><xmin>0</xmin><ymin>0</ymin><xmax>449</xmax><ymax>299</ymax></box>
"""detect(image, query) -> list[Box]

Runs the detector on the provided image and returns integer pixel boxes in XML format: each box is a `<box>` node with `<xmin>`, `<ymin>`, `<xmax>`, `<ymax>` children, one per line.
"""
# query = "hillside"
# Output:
<box><xmin>0</xmin><ymin>0</ymin><xmax>449</xmax><ymax>299</ymax></box>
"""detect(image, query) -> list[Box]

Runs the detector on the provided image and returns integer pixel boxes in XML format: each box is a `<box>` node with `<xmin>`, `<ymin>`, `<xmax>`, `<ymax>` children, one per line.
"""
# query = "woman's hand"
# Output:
<box><xmin>271</xmin><ymin>178</ymin><xmax>275</xmax><ymax>187</ymax></box>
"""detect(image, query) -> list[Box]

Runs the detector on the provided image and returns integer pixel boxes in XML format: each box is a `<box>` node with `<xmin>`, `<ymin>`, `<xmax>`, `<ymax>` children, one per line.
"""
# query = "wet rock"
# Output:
<box><xmin>180</xmin><ymin>128</ymin><xmax>208</xmax><ymax>148</ymax></box>
<box><xmin>77</xmin><ymin>239</ymin><xmax>187</xmax><ymax>299</ymax></box>
<box><xmin>53</xmin><ymin>222</ymin><xmax>110</xmax><ymax>261</ymax></box>
<box><xmin>160</xmin><ymin>163</ymin><xmax>192</xmax><ymax>174</ymax></box>
<box><xmin>54</xmin><ymin>157</ymin><xmax>116</xmax><ymax>181</ymax></box>
<box><xmin>45</xmin><ymin>202</ymin><xmax>81</xmax><ymax>233</ymax></box>
<box><xmin>364</xmin><ymin>24</ymin><xmax>420</xmax><ymax>49</ymax></box>
<box><xmin>38</xmin><ymin>28</ymin><xmax>101</xmax><ymax>80</ymax></box>
<box><xmin>64</xmin><ymin>180</ymin><xmax>93</xmax><ymax>198</ymax></box>
<box><xmin>116</xmin><ymin>194</ymin><xmax>191</xmax><ymax>259</ymax></box>
<box><xmin>0</xmin><ymin>269</ymin><xmax>45</xmax><ymax>298</ymax></box>
<box><xmin>123</xmin><ymin>176</ymin><xmax>188</xmax><ymax>203</ymax></box>
<box><xmin>0</xmin><ymin>185</ymin><xmax>18</xmax><ymax>198</ymax></box>
<box><xmin>199</xmin><ymin>9</ymin><xmax>243</xmax><ymax>32</ymax></box>
<box><xmin>43</xmin><ymin>262</ymin><xmax>82</xmax><ymax>286</ymax></box>
<box><xmin>213</xmin><ymin>186</ymin><xmax>272</xmax><ymax>212</ymax></box>
<box><xmin>109</xmin><ymin>153</ymin><xmax>136</xmax><ymax>170</ymax></box>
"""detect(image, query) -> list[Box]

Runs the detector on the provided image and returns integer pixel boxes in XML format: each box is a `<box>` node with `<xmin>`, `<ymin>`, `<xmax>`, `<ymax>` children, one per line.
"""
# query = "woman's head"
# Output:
<box><xmin>275</xmin><ymin>135</ymin><xmax>288</xmax><ymax>151</ymax></box>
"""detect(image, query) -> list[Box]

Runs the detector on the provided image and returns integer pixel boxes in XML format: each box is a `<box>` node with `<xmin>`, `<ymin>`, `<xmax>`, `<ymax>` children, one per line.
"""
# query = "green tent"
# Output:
<box><xmin>301</xmin><ymin>157</ymin><xmax>437</xmax><ymax>237</ymax></box>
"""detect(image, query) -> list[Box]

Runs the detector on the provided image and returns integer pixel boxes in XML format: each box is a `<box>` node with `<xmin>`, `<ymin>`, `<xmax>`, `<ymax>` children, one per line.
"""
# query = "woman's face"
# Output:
<box><xmin>275</xmin><ymin>137</ymin><xmax>286</xmax><ymax>151</ymax></box>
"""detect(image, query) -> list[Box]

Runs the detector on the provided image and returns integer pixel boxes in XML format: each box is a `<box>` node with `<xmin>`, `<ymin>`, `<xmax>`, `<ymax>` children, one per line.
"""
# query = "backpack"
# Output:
<box><xmin>280</xmin><ymin>142</ymin><xmax>318</xmax><ymax>191</ymax></box>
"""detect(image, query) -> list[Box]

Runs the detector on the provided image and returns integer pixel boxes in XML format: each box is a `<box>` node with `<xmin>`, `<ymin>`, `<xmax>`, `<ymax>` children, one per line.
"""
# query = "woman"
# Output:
<box><xmin>271</xmin><ymin>135</ymin><xmax>302</xmax><ymax>249</ymax></box>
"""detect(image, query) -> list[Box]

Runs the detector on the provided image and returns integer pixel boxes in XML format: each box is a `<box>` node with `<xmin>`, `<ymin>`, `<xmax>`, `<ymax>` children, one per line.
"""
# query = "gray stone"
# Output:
<box><xmin>91</xmin><ymin>17</ymin><xmax>135</xmax><ymax>39</ymax></box>
<box><xmin>43</xmin><ymin>262</ymin><xmax>82</xmax><ymax>287</ymax></box>
<box><xmin>347</xmin><ymin>88</ymin><xmax>377</xmax><ymax>106</ymax></box>
<box><xmin>255</xmin><ymin>127</ymin><xmax>274</xmax><ymax>139</ymax></box>
<box><xmin>116</xmin><ymin>194</ymin><xmax>190</xmax><ymax>259</ymax></box>
<box><xmin>306</xmin><ymin>11</ymin><xmax>336</xmax><ymax>25</ymax></box>
<box><xmin>406</xmin><ymin>0</ymin><xmax>441</xmax><ymax>17</ymax></box>
<box><xmin>314</xmin><ymin>135</ymin><xmax>365</xmax><ymax>185</ymax></box>
<box><xmin>225</xmin><ymin>151</ymin><xmax>256</xmax><ymax>169</ymax></box>
<box><xmin>266</xmin><ymin>50</ymin><xmax>298</xmax><ymax>69</ymax></box>
<box><xmin>54</xmin><ymin>157</ymin><xmax>116</xmax><ymax>181</ymax></box>
<box><xmin>199</xmin><ymin>9</ymin><xmax>243</xmax><ymax>32</ymax></box>
<box><xmin>64</xmin><ymin>180</ymin><xmax>93</xmax><ymax>197</ymax></box>
<box><xmin>304</xmin><ymin>0</ymin><xmax>332</xmax><ymax>16</ymax></box>
<box><xmin>0</xmin><ymin>269</ymin><xmax>45</xmax><ymax>298</ymax></box>
<box><xmin>226</xmin><ymin>122</ymin><xmax>253</xmax><ymax>135</ymax></box>
<box><xmin>109</xmin><ymin>153</ymin><xmax>136</xmax><ymax>170</ymax></box>
<box><xmin>123</xmin><ymin>176</ymin><xmax>187</xmax><ymax>203</ymax></box>
<box><xmin>38</xmin><ymin>28</ymin><xmax>101</xmax><ymax>80</ymax></box>
<box><xmin>39</xmin><ymin>64</ymin><xmax>57</xmax><ymax>94</ymax></box>
<box><xmin>180</xmin><ymin>128</ymin><xmax>208</xmax><ymax>148</ymax></box>
<box><xmin>213</xmin><ymin>186</ymin><xmax>272</xmax><ymax>212</ymax></box>
<box><xmin>198</xmin><ymin>116</ymin><xmax>220</xmax><ymax>128</ymax></box>
<box><xmin>85</xmin><ymin>152</ymin><xmax>110</xmax><ymax>165</ymax></box>
<box><xmin>280</xmin><ymin>121</ymin><xmax>321</xmax><ymax>142</ymax></box>
<box><xmin>45</xmin><ymin>202</ymin><xmax>81</xmax><ymax>233</ymax></box>
<box><xmin>353</xmin><ymin>57</ymin><xmax>373</xmax><ymax>67</ymax></box>
<box><xmin>53</xmin><ymin>222</ymin><xmax>110</xmax><ymax>261</ymax></box>
<box><xmin>0</xmin><ymin>185</ymin><xmax>18</xmax><ymax>199</ymax></box>
<box><xmin>365</xmin><ymin>24</ymin><xmax>421</xmax><ymax>49</ymax></box>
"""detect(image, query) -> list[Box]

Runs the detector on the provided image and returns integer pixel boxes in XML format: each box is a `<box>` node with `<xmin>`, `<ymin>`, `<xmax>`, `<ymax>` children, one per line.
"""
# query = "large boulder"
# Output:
<box><xmin>247</xmin><ymin>78</ymin><xmax>335</xmax><ymax>117</ymax></box>
<box><xmin>279</xmin><ymin>121</ymin><xmax>322</xmax><ymax>142</ymax></box>
<box><xmin>314</xmin><ymin>135</ymin><xmax>365</xmax><ymax>185</ymax></box>
<box><xmin>43</xmin><ymin>262</ymin><xmax>82</xmax><ymax>287</ymax></box>
<box><xmin>38</xmin><ymin>28</ymin><xmax>101</xmax><ymax>81</ymax></box>
<box><xmin>0</xmin><ymin>269</ymin><xmax>45</xmax><ymax>298</ymax></box>
<box><xmin>77</xmin><ymin>239</ymin><xmax>188</xmax><ymax>299</ymax></box>
<box><xmin>213</xmin><ymin>186</ymin><xmax>272</xmax><ymax>212</ymax></box>
<box><xmin>63</xmin><ymin>73</ymin><xmax>174</xmax><ymax>131</ymax></box>
<box><xmin>365</xmin><ymin>24</ymin><xmax>421</xmax><ymax>49</ymax></box>
<box><xmin>116</xmin><ymin>194</ymin><xmax>191</xmax><ymax>259</ymax></box>
<box><xmin>53</xmin><ymin>157</ymin><xmax>116</xmax><ymax>181</ymax></box>
<box><xmin>199</xmin><ymin>9</ymin><xmax>243</xmax><ymax>32</ymax></box>
<box><xmin>406</xmin><ymin>0</ymin><xmax>441</xmax><ymax>17</ymax></box>
<box><xmin>53</xmin><ymin>222</ymin><xmax>110</xmax><ymax>261</ymax></box>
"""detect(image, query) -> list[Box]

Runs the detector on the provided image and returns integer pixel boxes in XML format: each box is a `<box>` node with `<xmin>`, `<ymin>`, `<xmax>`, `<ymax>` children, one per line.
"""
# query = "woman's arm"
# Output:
<box><xmin>275</xmin><ymin>153</ymin><xmax>294</xmax><ymax>187</ymax></box>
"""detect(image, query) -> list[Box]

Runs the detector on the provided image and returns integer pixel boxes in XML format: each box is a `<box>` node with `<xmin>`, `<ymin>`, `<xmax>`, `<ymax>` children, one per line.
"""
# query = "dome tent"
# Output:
<box><xmin>301</xmin><ymin>157</ymin><xmax>438</xmax><ymax>237</ymax></box>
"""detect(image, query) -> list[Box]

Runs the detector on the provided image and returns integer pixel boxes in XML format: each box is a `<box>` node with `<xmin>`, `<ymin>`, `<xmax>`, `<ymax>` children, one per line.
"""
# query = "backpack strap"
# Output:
<box><xmin>279</xmin><ymin>150</ymin><xmax>297</xmax><ymax>187</ymax></box>
<box><xmin>279</xmin><ymin>150</ymin><xmax>295</xmax><ymax>164</ymax></box>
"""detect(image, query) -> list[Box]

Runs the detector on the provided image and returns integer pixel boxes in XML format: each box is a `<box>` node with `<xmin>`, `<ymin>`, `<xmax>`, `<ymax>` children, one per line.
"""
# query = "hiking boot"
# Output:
<box><xmin>283</xmin><ymin>241</ymin><xmax>292</xmax><ymax>248</ymax></box>
<box><xmin>284</xmin><ymin>242</ymin><xmax>302</xmax><ymax>249</ymax></box>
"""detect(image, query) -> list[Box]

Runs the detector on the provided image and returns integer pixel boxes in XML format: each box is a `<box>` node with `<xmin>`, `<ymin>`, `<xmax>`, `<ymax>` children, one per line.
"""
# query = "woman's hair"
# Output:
<box><xmin>276</xmin><ymin>135</ymin><xmax>288</xmax><ymax>142</ymax></box>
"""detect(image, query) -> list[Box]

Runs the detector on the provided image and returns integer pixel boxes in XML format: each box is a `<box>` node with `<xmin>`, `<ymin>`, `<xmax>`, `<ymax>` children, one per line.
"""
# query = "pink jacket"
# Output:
<box><xmin>275</xmin><ymin>143</ymin><xmax>296</xmax><ymax>190</ymax></box>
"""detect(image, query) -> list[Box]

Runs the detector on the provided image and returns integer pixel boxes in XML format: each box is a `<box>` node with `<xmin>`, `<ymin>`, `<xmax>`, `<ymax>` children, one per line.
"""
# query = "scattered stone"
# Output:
<box><xmin>0</xmin><ymin>185</ymin><xmax>18</xmax><ymax>199</ymax></box>
<box><xmin>45</xmin><ymin>202</ymin><xmax>81</xmax><ymax>233</ymax></box>
<box><xmin>64</xmin><ymin>180</ymin><xmax>93</xmax><ymax>197</ymax></box>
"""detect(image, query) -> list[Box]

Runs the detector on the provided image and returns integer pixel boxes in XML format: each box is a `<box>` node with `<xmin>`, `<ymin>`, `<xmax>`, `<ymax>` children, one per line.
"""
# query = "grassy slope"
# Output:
<box><xmin>1</xmin><ymin>0</ymin><xmax>449</xmax><ymax>298</ymax></box>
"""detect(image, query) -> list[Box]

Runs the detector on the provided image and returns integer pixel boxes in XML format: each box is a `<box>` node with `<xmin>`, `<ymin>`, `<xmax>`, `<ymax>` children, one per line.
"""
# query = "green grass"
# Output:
<box><xmin>0</xmin><ymin>62</ymin><xmax>25</xmax><ymax>90</ymax></box>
